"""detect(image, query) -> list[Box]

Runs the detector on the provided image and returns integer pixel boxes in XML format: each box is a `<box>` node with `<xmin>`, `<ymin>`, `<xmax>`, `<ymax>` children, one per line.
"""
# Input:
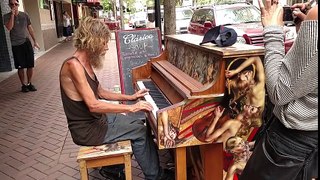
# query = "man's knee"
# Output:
<box><xmin>134</xmin><ymin>123</ymin><xmax>147</xmax><ymax>136</ymax></box>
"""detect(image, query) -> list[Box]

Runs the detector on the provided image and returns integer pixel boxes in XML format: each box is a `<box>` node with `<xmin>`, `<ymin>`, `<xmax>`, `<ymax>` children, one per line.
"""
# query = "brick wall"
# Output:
<box><xmin>0</xmin><ymin>1</ymin><xmax>14</xmax><ymax>72</ymax></box>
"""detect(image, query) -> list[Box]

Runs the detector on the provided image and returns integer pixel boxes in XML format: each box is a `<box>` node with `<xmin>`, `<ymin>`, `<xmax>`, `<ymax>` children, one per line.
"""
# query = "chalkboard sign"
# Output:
<box><xmin>115</xmin><ymin>28</ymin><xmax>162</xmax><ymax>95</ymax></box>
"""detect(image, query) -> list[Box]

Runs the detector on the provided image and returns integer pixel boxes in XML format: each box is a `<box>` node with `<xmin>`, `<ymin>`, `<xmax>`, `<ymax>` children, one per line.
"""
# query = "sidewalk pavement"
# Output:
<box><xmin>0</xmin><ymin>38</ymin><xmax>173</xmax><ymax>179</ymax></box>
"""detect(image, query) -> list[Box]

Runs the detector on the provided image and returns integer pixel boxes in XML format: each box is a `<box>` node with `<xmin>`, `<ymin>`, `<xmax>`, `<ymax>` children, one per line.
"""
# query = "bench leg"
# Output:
<box><xmin>79</xmin><ymin>160</ymin><xmax>89</xmax><ymax>180</ymax></box>
<box><xmin>124</xmin><ymin>154</ymin><xmax>132</xmax><ymax>180</ymax></box>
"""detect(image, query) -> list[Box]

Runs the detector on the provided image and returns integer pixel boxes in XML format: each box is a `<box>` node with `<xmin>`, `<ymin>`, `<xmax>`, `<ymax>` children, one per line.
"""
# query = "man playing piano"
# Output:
<box><xmin>59</xmin><ymin>16</ymin><xmax>172</xmax><ymax>180</ymax></box>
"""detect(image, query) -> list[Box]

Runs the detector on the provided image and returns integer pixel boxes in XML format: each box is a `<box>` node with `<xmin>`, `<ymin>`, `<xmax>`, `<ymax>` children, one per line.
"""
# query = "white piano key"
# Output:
<box><xmin>137</xmin><ymin>81</ymin><xmax>159</xmax><ymax>118</ymax></box>
<box><xmin>137</xmin><ymin>81</ymin><xmax>146</xmax><ymax>90</ymax></box>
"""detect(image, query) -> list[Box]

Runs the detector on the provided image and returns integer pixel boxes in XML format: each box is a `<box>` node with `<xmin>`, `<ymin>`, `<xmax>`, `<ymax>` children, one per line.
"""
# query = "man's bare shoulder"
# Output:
<box><xmin>64</xmin><ymin>58</ymin><xmax>82</xmax><ymax>68</ymax></box>
<box><xmin>60</xmin><ymin>58</ymin><xmax>85</xmax><ymax>101</ymax></box>
<box><xmin>62</xmin><ymin>57</ymin><xmax>84</xmax><ymax>73</ymax></box>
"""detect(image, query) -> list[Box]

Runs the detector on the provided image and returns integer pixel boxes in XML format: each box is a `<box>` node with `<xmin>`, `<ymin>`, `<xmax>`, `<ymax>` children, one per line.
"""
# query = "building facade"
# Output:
<box><xmin>0</xmin><ymin>0</ymin><xmax>97</xmax><ymax>72</ymax></box>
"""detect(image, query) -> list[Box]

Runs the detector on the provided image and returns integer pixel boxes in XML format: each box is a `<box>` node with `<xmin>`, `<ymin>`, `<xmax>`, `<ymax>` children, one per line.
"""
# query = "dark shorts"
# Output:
<box><xmin>63</xmin><ymin>26</ymin><xmax>72</xmax><ymax>37</ymax></box>
<box><xmin>12</xmin><ymin>39</ymin><xmax>34</xmax><ymax>69</ymax></box>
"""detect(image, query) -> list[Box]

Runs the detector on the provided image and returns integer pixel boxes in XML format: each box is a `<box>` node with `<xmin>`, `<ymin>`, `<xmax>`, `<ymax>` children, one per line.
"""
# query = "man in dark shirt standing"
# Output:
<box><xmin>4</xmin><ymin>0</ymin><xmax>39</xmax><ymax>92</ymax></box>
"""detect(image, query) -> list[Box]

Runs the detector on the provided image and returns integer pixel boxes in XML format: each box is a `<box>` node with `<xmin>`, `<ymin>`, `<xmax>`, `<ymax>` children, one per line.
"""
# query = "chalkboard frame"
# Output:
<box><xmin>115</xmin><ymin>28</ymin><xmax>162</xmax><ymax>95</ymax></box>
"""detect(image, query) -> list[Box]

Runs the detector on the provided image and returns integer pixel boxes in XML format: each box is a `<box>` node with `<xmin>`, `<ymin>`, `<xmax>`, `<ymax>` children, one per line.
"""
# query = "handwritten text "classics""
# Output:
<box><xmin>123</xmin><ymin>34</ymin><xmax>154</xmax><ymax>44</ymax></box>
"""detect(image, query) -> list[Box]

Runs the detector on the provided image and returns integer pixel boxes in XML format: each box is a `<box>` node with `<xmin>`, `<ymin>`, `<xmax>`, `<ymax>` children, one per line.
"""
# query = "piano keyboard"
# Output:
<box><xmin>137</xmin><ymin>81</ymin><xmax>171</xmax><ymax>118</ymax></box>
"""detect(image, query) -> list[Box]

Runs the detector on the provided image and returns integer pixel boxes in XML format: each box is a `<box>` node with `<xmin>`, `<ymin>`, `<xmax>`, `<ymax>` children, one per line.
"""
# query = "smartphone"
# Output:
<box><xmin>283</xmin><ymin>6</ymin><xmax>294</xmax><ymax>25</ymax></box>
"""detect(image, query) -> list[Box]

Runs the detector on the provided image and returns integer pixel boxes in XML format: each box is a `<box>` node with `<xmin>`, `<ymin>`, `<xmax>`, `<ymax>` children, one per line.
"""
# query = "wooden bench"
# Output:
<box><xmin>77</xmin><ymin>140</ymin><xmax>132</xmax><ymax>180</ymax></box>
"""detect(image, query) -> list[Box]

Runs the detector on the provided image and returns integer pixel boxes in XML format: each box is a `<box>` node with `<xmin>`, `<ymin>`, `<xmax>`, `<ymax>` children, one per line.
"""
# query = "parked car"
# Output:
<box><xmin>128</xmin><ymin>15</ymin><xmax>134</xmax><ymax>27</ymax></box>
<box><xmin>188</xmin><ymin>2</ymin><xmax>295</xmax><ymax>53</ymax></box>
<box><xmin>132</xmin><ymin>12</ymin><xmax>147</xmax><ymax>28</ymax></box>
<box><xmin>175</xmin><ymin>7</ymin><xmax>194</xmax><ymax>34</ymax></box>
<box><xmin>104</xmin><ymin>18</ymin><xmax>120</xmax><ymax>31</ymax></box>
<box><xmin>161</xmin><ymin>7</ymin><xmax>194</xmax><ymax>34</ymax></box>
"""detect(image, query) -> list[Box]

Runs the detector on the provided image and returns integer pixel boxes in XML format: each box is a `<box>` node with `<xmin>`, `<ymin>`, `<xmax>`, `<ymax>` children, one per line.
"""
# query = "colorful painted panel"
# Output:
<box><xmin>166</xmin><ymin>40</ymin><xmax>221</xmax><ymax>86</ymax></box>
<box><xmin>157</xmin><ymin>96</ymin><xmax>225</xmax><ymax>149</ymax></box>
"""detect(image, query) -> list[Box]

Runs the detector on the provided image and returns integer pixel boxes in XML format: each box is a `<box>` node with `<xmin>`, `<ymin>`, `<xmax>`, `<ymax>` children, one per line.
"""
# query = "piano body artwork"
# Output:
<box><xmin>132</xmin><ymin>34</ymin><xmax>265</xmax><ymax>180</ymax></box>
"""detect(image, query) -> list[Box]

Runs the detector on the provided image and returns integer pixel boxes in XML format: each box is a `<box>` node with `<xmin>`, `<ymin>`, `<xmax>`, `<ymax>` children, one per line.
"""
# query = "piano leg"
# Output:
<box><xmin>200</xmin><ymin>143</ymin><xmax>223</xmax><ymax>180</ymax></box>
<box><xmin>175</xmin><ymin>147</ymin><xmax>187</xmax><ymax>180</ymax></box>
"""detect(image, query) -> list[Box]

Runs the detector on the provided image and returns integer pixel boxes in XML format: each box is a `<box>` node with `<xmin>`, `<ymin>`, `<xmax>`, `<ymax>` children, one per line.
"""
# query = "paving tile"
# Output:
<box><xmin>28</xmin><ymin>169</ymin><xmax>48</xmax><ymax>179</ymax></box>
<box><xmin>0</xmin><ymin>40</ymin><xmax>174</xmax><ymax>180</ymax></box>
<box><xmin>0</xmin><ymin>172</ymin><xmax>14</xmax><ymax>180</ymax></box>
<box><xmin>31</xmin><ymin>162</ymin><xmax>52</xmax><ymax>173</ymax></box>
<box><xmin>0</xmin><ymin>163</ymin><xmax>19</xmax><ymax>178</ymax></box>
<box><xmin>4</xmin><ymin>156</ymin><xmax>24</xmax><ymax>170</ymax></box>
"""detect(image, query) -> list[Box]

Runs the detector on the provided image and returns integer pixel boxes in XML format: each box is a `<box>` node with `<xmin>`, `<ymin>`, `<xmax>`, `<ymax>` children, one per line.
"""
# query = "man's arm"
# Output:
<box><xmin>97</xmin><ymin>85</ymin><xmax>135</xmax><ymax>101</ymax></box>
<box><xmin>66</xmin><ymin>60</ymin><xmax>152</xmax><ymax>114</ymax></box>
<box><xmin>98</xmin><ymin>85</ymin><xmax>149</xmax><ymax>101</ymax></box>
<box><xmin>5</xmin><ymin>13</ymin><xmax>15</xmax><ymax>30</ymax></box>
<box><xmin>264</xmin><ymin>8</ymin><xmax>318</xmax><ymax>105</ymax></box>
<box><xmin>4</xmin><ymin>5</ymin><xmax>18</xmax><ymax>31</ymax></box>
<box><xmin>27</xmin><ymin>24</ymin><xmax>40</xmax><ymax>49</ymax></box>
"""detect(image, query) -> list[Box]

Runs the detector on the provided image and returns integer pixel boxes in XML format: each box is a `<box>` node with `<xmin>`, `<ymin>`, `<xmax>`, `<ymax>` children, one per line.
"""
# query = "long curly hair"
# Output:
<box><xmin>73</xmin><ymin>16</ymin><xmax>111</xmax><ymax>68</ymax></box>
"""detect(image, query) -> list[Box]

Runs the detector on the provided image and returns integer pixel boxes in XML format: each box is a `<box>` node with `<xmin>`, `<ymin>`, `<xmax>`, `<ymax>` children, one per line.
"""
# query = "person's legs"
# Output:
<box><xmin>26</xmin><ymin>68</ymin><xmax>37</xmax><ymax>91</ymax></box>
<box><xmin>103</xmin><ymin>113</ymin><xmax>161</xmax><ymax>179</ymax></box>
<box><xmin>63</xmin><ymin>27</ymin><xmax>67</xmax><ymax>41</ymax></box>
<box><xmin>27</xmin><ymin>68</ymin><xmax>33</xmax><ymax>84</ymax></box>
<box><xmin>17</xmin><ymin>68</ymin><xmax>25</xmax><ymax>85</ymax></box>
<box><xmin>12</xmin><ymin>44</ymin><xmax>28</xmax><ymax>92</ymax></box>
<box><xmin>17</xmin><ymin>68</ymin><xmax>29</xmax><ymax>92</ymax></box>
<box><xmin>67</xmin><ymin>26</ymin><xmax>72</xmax><ymax>41</ymax></box>
<box><xmin>24</xmin><ymin>39</ymin><xmax>37</xmax><ymax>91</ymax></box>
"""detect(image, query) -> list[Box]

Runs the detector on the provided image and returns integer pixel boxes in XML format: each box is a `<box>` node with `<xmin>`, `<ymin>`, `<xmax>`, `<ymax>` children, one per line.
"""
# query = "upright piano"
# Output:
<box><xmin>132</xmin><ymin>34</ymin><xmax>264</xmax><ymax>180</ymax></box>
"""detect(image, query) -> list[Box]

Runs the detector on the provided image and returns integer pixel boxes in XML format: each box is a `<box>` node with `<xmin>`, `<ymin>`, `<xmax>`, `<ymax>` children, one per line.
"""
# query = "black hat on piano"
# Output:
<box><xmin>199</xmin><ymin>25</ymin><xmax>237</xmax><ymax>47</ymax></box>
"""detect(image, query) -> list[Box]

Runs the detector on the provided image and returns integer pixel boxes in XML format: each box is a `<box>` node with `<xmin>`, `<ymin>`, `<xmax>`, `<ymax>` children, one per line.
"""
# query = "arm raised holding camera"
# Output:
<box><xmin>291</xmin><ymin>0</ymin><xmax>316</xmax><ymax>31</ymax></box>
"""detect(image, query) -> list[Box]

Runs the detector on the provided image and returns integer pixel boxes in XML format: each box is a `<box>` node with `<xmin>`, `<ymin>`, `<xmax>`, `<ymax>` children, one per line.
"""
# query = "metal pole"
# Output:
<box><xmin>154</xmin><ymin>0</ymin><xmax>161</xmax><ymax>33</ymax></box>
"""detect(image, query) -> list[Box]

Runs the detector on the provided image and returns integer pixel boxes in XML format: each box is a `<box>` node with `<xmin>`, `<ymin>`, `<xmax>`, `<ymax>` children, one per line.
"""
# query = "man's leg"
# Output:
<box><xmin>103</xmin><ymin>113</ymin><xmax>161</xmax><ymax>179</ymax></box>
<box><xmin>17</xmin><ymin>68</ymin><xmax>29</xmax><ymax>92</ymax></box>
<box><xmin>26</xmin><ymin>68</ymin><xmax>36</xmax><ymax>91</ymax></box>
<box><xmin>25</xmin><ymin>39</ymin><xmax>37</xmax><ymax>91</ymax></box>
<box><xmin>26</xmin><ymin>67</ymin><xmax>33</xmax><ymax>84</ymax></box>
<box><xmin>17</xmin><ymin>68</ymin><xmax>25</xmax><ymax>85</ymax></box>
<box><xmin>12</xmin><ymin>44</ymin><xmax>28</xmax><ymax>92</ymax></box>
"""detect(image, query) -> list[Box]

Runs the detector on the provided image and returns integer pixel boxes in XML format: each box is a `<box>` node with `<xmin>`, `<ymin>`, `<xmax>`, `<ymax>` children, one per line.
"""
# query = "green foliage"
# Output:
<box><xmin>126</xmin><ymin>0</ymin><xmax>138</xmax><ymax>14</ymax></box>
<box><xmin>102</xmin><ymin>0</ymin><xmax>112</xmax><ymax>12</ymax></box>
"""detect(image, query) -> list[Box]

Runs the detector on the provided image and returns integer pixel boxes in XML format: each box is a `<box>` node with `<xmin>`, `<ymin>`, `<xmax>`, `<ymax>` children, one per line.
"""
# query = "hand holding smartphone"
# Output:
<box><xmin>283</xmin><ymin>6</ymin><xmax>294</xmax><ymax>25</ymax></box>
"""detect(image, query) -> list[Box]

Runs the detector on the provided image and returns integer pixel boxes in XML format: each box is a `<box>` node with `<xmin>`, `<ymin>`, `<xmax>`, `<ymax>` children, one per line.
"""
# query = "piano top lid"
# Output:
<box><xmin>165</xmin><ymin>34</ymin><xmax>265</xmax><ymax>58</ymax></box>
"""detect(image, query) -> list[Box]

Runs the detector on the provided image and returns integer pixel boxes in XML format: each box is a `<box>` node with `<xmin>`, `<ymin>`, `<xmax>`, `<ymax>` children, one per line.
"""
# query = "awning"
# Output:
<box><xmin>86</xmin><ymin>0</ymin><xmax>103</xmax><ymax>10</ymax></box>
<box><xmin>86</xmin><ymin>0</ymin><xmax>100</xmax><ymax>3</ymax></box>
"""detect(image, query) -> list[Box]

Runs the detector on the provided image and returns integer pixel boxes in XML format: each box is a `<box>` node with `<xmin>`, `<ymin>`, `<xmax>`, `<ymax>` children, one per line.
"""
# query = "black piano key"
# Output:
<box><xmin>142</xmin><ymin>81</ymin><xmax>171</xmax><ymax>109</ymax></box>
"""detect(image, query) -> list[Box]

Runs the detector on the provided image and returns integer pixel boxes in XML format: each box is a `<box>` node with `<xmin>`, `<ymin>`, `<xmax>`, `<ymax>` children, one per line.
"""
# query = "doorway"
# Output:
<box><xmin>53</xmin><ymin>1</ymin><xmax>63</xmax><ymax>38</ymax></box>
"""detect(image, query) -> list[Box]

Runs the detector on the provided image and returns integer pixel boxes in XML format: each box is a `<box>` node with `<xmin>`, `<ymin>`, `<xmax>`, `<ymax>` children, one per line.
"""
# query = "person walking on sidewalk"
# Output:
<box><xmin>3</xmin><ymin>0</ymin><xmax>39</xmax><ymax>92</ymax></box>
<box><xmin>59</xmin><ymin>16</ymin><xmax>173</xmax><ymax>180</ymax></box>
<box><xmin>239</xmin><ymin>0</ymin><xmax>318</xmax><ymax>179</ymax></box>
<box><xmin>62</xmin><ymin>11</ymin><xmax>72</xmax><ymax>41</ymax></box>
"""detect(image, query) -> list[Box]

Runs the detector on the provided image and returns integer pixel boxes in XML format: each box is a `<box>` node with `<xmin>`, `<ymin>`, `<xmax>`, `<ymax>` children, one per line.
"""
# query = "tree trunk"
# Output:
<box><xmin>119</xmin><ymin>0</ymin><xmax>124</xmax><ymax>29</ymax></box>
<box><xmin>163</xmin><ymin>0</ymin><xmax>176</xmax><ymax>43</ymax></box>
<box><xmin>112</xmin><ymin>1</ymin><xmax>116</xmax><ymax>20</ymax></box>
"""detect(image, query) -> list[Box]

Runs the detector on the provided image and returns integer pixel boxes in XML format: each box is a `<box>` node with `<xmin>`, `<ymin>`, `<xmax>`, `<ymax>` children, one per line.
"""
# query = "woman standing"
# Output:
<box><xmin>239</xmin><ymin>0</ymin><xmax>318</xmax><ymax>179</ymax></box>
<box><xmin>63</xmin><ymin>11</ymin><xmax>72</xmax><ymax>41</ymax></box>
